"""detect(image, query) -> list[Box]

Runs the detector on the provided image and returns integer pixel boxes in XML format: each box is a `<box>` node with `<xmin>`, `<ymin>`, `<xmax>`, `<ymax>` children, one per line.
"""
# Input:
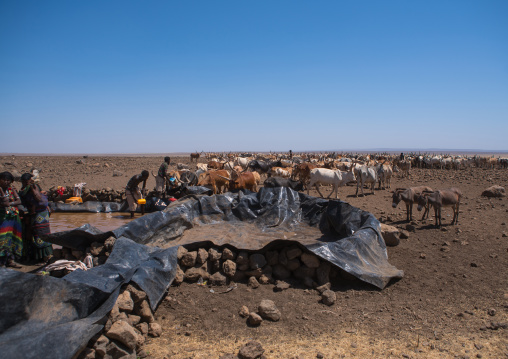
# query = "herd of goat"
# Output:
<box><xmin>164</xmin><ymin>152</ymin><xmax>505</xmax><ymax>227</ymax></box>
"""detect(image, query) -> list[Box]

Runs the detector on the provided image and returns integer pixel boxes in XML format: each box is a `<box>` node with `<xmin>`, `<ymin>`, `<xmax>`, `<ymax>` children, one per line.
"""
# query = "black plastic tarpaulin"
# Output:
<box><xmin>0</xmin><ymin>187</ymin><xmax>403</xmax><ymax>359</ymax></box>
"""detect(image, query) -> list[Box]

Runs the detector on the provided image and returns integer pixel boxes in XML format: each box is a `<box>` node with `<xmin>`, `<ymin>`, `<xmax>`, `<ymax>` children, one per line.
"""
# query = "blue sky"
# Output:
<box><xmin>1</xmin><ymin>1</ymin><xmax>507</xmax><ymax>153</ymax></box>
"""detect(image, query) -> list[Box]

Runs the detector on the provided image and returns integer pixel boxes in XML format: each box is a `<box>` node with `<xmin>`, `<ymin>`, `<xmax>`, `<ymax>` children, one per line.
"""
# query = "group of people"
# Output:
<box><xmin>124</xmin><ymin>156</ymin><xmax>180</xmax><ymax>218</ymax></box>
<box><xmin>0</xmin><ymin>171</ymin><xmax>53</xmax><ymax>268</ymax></box>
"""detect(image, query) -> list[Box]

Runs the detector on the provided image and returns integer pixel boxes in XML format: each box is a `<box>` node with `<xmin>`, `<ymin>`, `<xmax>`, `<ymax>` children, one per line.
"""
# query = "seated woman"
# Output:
<box><xmin>19</xmin><ymin>173</ymin><xmax>53</xmax><ymax>263</ymax></box>
<box><xmin>0</xmin><ymin>172</ymin><xmax>22</xmax><ymax>268</ymax></box>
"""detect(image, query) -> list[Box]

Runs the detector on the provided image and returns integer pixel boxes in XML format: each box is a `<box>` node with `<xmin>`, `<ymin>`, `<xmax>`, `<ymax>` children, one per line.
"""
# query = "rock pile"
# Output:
<box><xmin>77</xmin><ymin>283</ymin><xmax>160</xmax><ymax>359</ymax></box>
<box><xmin>47</xmin><ymin>186</ymin><xmax>125</xmax><ymax>203</ymax></box>
<box><xmin>173</xmin><ymin>245</ymin><xmax>346</xmax><ymax>290</ymax></box>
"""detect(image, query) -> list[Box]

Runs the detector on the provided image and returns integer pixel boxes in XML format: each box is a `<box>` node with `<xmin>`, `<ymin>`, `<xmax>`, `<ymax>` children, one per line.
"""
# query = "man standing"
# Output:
<box><xmin>125</xmin><ymin>170</ymin><xmax>149</xmax><ymax>218</ymax></box>
<box><xmin>155</xmin><ymin>156</ymin><xmax>171</xmax><ymax>197</ymax></box>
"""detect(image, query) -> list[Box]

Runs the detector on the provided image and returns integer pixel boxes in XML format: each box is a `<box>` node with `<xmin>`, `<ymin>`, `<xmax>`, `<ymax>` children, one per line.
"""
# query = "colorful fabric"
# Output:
<box><xmin>32</xmin><ymin>210</ymin><xmax>52</xmax><ymax>249</ymax></box>
<box><xmin>0</xmin><ymin>189</ymin><xmax>23</xmax><ymax>258</ymax></box>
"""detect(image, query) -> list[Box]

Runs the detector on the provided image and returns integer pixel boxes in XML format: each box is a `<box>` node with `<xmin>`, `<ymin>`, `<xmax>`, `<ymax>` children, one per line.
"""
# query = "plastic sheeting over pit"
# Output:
<box><xmin>0</xmin><ymin>187</ymin><xmax>403</xmax><ymax>359</ymax></box>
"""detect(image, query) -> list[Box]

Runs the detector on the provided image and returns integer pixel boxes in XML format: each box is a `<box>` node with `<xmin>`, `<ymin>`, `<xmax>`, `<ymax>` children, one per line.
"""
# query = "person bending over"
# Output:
<box><xmin>125</xmin><ymin>170</ymin><xmax>149</xmax><ymax>218</ymax></box>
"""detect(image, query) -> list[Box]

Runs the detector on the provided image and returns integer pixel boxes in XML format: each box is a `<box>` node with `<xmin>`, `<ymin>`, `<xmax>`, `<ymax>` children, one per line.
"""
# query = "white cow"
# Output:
<box><xmin>234</xmin><ymin>157</ymin><xmax>250</xmax><ymax>170</ymax></box>
<box><xmin>354</xmin><ymin>165</ymin><xmax>378</xmax><ymax>197</ymax></box>
<box><xmin>307</xmin><ymin>168</ymin><xmax>356</xmax><ymax>199</ymax></box>
<box><xmin>377</xmin><ymin>163</ymin><xmax>393</xmax><ymax>189</ymax></box>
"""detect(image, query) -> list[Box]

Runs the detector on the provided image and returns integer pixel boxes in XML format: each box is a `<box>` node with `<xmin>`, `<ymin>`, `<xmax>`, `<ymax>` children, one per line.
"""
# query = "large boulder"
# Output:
<box><xmin>482</xmin><ymin>185</ymin><xmax>506</xmax><ymax>198</ymax></box>
<box><xmin>380</xmin><ymin>223</ymin><xmax>400</xmax><ymax>246</ymax></box>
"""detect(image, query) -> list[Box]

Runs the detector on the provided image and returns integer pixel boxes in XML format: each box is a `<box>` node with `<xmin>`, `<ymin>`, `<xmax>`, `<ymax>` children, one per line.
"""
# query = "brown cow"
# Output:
<box><xmin>197</xmin><ymin>170</ymin><xmax>230</xmax><ymax>194</ymax></box>
<box><xmin>219</xmin><ymin>171</ymin><xmax>257</xmax><ymax>192</ymax></box>
<box><xmin>190</xmin><ymin>152</ymin><xmax>200</xmax><ymax>163</ymax></box>
<box><xmin>207</xmin><ymin>160</ymin><xmax>224</xmax><ymax>170</ymax></box>
<box><xmin>292</xmin><ymin>163</ymin><xmax>318</xmax><ymax>189</ymax></box>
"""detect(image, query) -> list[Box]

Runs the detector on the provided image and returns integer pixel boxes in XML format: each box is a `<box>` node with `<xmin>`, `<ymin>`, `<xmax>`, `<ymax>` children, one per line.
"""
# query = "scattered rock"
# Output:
<box><xmin>481</xmin><ymin>185</ymin><xmax>505</xmax><ymax>197</ymax></box>
<box><xmin>274</xmin><ymin>280</ymin><xmax>290</xmax><ymax>292</ymax></box>
<box><xmin>238</xmin><ymin>341</ymin><xmax>265</xmax><ymax>359</ymax></box>
<box><xmin>316</xmin><ymin>282</ymin><xmax>331</xmax><ymax>294</ymax></box>
<box><xmin>248</xmin><ymin>276</ymin><xmax>260</xmax><ymax>288</ymax></box>
<box><xmin>239</xmin><ymin>306</ymin><xmax>250</xmax><ymax>318</ymax></box>
<box><xmin>321</xmin><ymin>289</ymin><xmax>336</xmax><ymax>306</ymax></box>
<box><xmin>148</xmin><ymin>322</ymin><xmax>162</xmax><ymax>337</ymax></box>
<box><xmin>258</xmin><ymin>299</ymin><xmax>281</xmax><ymax>321</ymax></box>
<box><xmin>380</xmin><ymin>223</ymin><xmax>400</xmax><ymax>246</ymax></box>
<box><xmin>248</xmin><ymin>312</ymin><xmax>263</xmax><ymax>326</ymax></box>
<box><xmin>258</xmin><ymin>274</ymin><xmax>271</xmax><ymax>284</ymax></box>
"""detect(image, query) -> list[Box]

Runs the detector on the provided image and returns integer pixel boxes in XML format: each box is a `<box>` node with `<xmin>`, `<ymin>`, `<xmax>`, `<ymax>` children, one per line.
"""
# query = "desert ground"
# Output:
<box><xmin>1</xmin><ymin>153</ymin><xmax>507</xmax><ymax>358</ymax></box>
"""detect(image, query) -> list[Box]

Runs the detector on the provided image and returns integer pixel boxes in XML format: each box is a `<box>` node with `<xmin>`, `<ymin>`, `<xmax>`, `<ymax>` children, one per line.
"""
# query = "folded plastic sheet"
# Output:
<box><xmin>0</xmin><ymin>237</ymin><xmax>177</xmax><ymax>359</ymax></box>
<box><xmin>1</xmin><ymin>187</ymin><xmax>403</xmax><ymax>359</ymax></box>
<box><xmin>49</xmin><ymin>201</ymin><xmax>126</xmax><ymax>213</ymax></box>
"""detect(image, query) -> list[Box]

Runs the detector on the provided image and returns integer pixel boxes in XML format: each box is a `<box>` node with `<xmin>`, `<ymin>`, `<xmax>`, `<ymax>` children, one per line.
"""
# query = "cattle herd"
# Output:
<box><xmin>166</xmin><ymin>152</ymin><xmax>507</xmax><ymax>228</ymax></box>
